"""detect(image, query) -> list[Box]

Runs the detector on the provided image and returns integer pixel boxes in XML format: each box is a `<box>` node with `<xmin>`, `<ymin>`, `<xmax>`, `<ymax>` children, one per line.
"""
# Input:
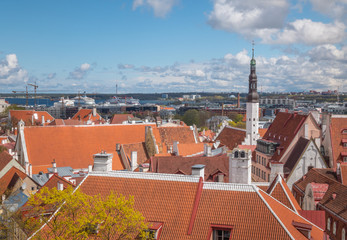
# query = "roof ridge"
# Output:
<box><xmin>312</xmin><ymin>168</ymin><xmax>347</xmax><ymax>187</ymax></box>
<box><xmin>254</xmin><ymin>188</ymin><xmax>295</xmax><ymax>240</ymax></box>
<box><xmin>203</xmin><ymin>181</ymin><xmax>255</xmax><ymax>192</ymax></box>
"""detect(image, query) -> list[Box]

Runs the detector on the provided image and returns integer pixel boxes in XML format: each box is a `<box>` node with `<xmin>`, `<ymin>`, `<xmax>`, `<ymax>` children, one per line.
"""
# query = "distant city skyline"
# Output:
<box><xmin>0</xmin><ymin>0</ymin><xmax>346</xmax><ymax>94</ymax></box>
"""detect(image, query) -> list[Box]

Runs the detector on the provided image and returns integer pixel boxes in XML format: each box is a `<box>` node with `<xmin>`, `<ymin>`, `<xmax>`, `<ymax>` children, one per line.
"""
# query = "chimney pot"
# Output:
<box><xmin>332</xmin><ymin>193</ymin><xmax>337</xmax><ymax>200</ymax></box>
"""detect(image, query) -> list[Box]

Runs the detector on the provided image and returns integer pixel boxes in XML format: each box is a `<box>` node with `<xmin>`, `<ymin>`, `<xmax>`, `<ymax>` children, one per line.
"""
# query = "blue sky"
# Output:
<box><xmin>0</xmin><ymin>0</ymin><xmax>346</xmax><ymax>94</ymax></box>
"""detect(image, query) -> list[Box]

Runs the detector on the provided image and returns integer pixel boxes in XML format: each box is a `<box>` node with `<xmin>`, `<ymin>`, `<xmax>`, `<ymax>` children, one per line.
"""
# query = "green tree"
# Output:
<box><xmin>182</xmin><ymin>109</ymin><xmax>199</xmax><ymax>126</ymax></box>
<box><xmin>19</xmin><ymin>186</ymin><xmax>149</xmax><ymax>240</ymax></box>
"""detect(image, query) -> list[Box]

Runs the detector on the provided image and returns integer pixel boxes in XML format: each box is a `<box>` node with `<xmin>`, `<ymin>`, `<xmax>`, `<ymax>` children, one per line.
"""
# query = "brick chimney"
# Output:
<box><xmin>192</xmin><ymin>164</ymin><xmax>205</xmax><ymax>179</ymax></box>
<box><xmin>131</xmin><ymin>151</ymin><xmax>138</xmax><ymax>171</ymax></box>
<box><xmin>93</xmin><ymin>151</ymin><xmax>113</xmax><ymax>172</ymax></box>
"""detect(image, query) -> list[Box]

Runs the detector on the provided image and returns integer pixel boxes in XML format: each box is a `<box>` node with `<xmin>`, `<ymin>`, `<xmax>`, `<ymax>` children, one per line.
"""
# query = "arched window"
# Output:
<box><xmin>342</xmin><ymin>228</ymin><xmax>345</xmax><ymax>240</ymax></box>
<box><xmin>333</xmin><ymin>221</ymin><xmax>336</xmax><ymax>235</ymax></box>
<box><xmin>327</xmin><ymin>218</ymin><xmax>331</xmax><ymax>231</ymax></box>
<box><xmin>240</xmin><ymin>151</ymin><xmax>245</xmax><ymax>158</ymax></box>
<box><xmin>234</xmin><ymin>151</ymin><xmax>239</xmax><ymax>158</ymax></box>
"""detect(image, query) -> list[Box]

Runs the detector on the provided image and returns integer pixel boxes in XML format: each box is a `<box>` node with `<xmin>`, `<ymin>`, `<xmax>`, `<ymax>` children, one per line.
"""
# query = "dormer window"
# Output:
<box><xmin>209</xmin><ymin>224</ymin><xmax>232</xmax><ymax>240</ymax></box>
<box><xmin>342</xmin><ymin>129</ymin><xmax>347</xmax><ymax>134</ymax></box>
<box><xmin>142</xmin><ymin>222</ymin><xmax>163</xmax><ymax>240</ymax></box>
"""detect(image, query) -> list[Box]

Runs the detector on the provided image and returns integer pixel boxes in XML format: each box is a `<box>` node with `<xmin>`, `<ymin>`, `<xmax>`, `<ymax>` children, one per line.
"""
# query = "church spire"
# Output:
<box><xmin>247</xmin><ymin>41</ymin><xmax>259</xmax><ymax>103</ymax></box>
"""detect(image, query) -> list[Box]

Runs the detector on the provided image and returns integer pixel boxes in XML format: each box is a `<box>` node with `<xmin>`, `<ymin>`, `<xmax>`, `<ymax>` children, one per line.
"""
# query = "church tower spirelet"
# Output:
<box><xmin>242</xmin><ymin>41</ymin><xmax>260</xmax><ymax>146</ymax></box>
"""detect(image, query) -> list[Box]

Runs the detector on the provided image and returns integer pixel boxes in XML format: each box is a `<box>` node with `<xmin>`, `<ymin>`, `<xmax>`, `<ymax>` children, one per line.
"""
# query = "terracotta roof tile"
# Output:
<box><xmin>298</xmin><ymin>210</ymin><xmax>326</xmax><ymax>230</ymax></box>
<box><xmin>330</xmin><ymin>116</ymin><xmax>347</xmax><ymax>168</ymax></box>
<box><xmin>153</xmin><ymin>126</ymin><xmax>197</xmax><ymax>153</ymax></box>
<box><xmin>177</xmin><ymin>143</ymin><xmax>205</xmax><ymax>156</ymax></box>
<box><xmin>294</xmin><ymin>168</ymin><xmax>347</xmax><ymax>221</ymax></box>
<box><xmin>73</xmin><ymin>172</ymin><xmax>325</xmax><ymax>239</ymax></box>
<box><xmin>121</xmin><ymin>142</ymin><xmax>149</xmax><ymax>168</ymax></box>
<box><xmin>23</xmin><ymin>124</ymin><xmax>156</xmax><ymax>174</ymax></box>
<box><xmin>110</xmin><ymin>114</ymin><xmax>134</xmax><ymax>124</ymax></box>
<box><xmin>341</xmin><ymin>163</ymin><xmax>347</xmax><ymax>185</ymax></box>
<box><xmin>258</xmin><ymin>128</ymin><xmax>267</xmax><ymax>138</ymax></box>
<box><xmin>267</xmin><ymin>175</ymin><xmax>302</xmax><ymax>213</ymax></box>
<box><xmin>9</xmin><ymin>110</ymin><xmax>54</xmax><ymax>125</ymax></box>
<box><xmin>263</xmin><ymin>112</ymin><xmax>309</xmax><ymax>162</ymax></box>
<box><xmin>215</xmin><ymin>126</ymin><xmax>246</xmax><ymax>150</ymax></box>
<box><xmin>150</xmin><ymin>154</ymin><xmax>229</xmax><ymax>182</ymax></box>
<box><xmin>48</xmin><ymin>119</ymin><xmax>83</xmax><ymax>126</ymax></box>
<box><xmin>71</xmin><ymin>109</ymin><xmax>104</xmax><ymax>124</ymax></box>
<box><xmin>42</xmin><ymin>174</ymin><xmax>75</xmax><ymax>190</ymax></box>
<box><xmin>0</xmin><ymin>150</ymin><xmax>13</xmax><ymax>172</ymax></box>
<box><xmin>0</xmin><ymin>166</ymin><xmax>27</xmax><ymax>195</ymax></box>
<box><xmin>259</xmin><ymin>190</ymin><xmax>324</xmax><ymax>240</ymax></box>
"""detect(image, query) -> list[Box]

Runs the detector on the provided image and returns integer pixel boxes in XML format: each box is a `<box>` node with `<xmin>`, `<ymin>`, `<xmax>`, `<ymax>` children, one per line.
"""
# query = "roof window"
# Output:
<box><xmin>209</xmin><ymin>224</ymin><xmax>233</xmax><ymax>240</ymax></box>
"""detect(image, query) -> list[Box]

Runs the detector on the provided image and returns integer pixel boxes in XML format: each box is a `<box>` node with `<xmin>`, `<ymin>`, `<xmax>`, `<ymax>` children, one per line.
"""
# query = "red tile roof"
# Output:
<box><xmin>121</xmin><ymin>142</ymin><xmax>149</xmax><ymax>169</ymax></box>
<box><xmin>215</xmin><ymin>126</ymin><xmax>246</xmax><ymax>150</ymax></box>
<box><xmin>71</xmin><ymin>109</ymin><xmax>104</xmax><ymax>124</ymax></box>
<box><xmin>263</xmin><ymin>112</ymin><xmax>309</xmax><ymax>162</ymax></box>
<box><xmin>48</xmin><ymin>119</ymin><xmax>83</xmax><ymax>126</ymax></box>
<box><xmin>0</xmin><ymin>166</ymin><xmax>27</xmax><ymax>195</ymax></box>
<box><xmin>259</xmin><ymin>190</ymin><xmax>324</xmax><ymax>240</ymax></box>
<box><xmin>23</xmin><ymin>124</ymin><xmax>156</xmax><ymax>174</ymax></box>
<box><xmin>177</xmin><ymin>143</ymin><xmax>205</xmax><ymax>156</ymax></box>
<box><xmin>294</xmin><ymin>168</ymin><xmax>347</xmax><ymax>221</ymax></box>
<box><xmin>72</xmin><ymin>172</ymin><xmax>324</xmax><ymax>239</ymax></box>
<box><xmin>298</xmin><ymin>210</ymin><xmax>326</xmax><ymax>230</ymax></box>
<box><xmin>341</xmin><ymin>163</ymin><xmax>347</xmax><ymax>185</ymax></box>
<box><xmin>153</xmin><ymin>126</ymin><xmax>197</xmax><ymax>153</ymax></box>
<box><xmin>258</xmin><ymin>128</ymin><xmax>267</xmax><ymax>138</ymax></box>
<box><xmin>42</xmin><ymin>174</ymin><xmax>75</xmax><ymax>190</ymax></box>
<box><xmin>267</xmin><ymin>174</ymin><xmax>302</xmax><ymax>213</ymax></box>
<box><xmin>150</xmin><ymin>154</ymin><xmax>229</xmax><ymax>182</ymax></box>
<box><xmin>330</xmin><ymin>116</ymin><xmax>347</xmax><ymax>168</ymax></box>
<box><xmin>0</xmin><ymin>150</ymin><xmax>13</xmax><ymax>172</ymax></box>
<box><xmin>9</xmin><ymin>110</ymin><xmax>54</xmax><ymax>126</ymax></box>
<box><xmin>110</xmin><ymin>114</ymin><xmax>134</xmax><ymax>124</ymax></box>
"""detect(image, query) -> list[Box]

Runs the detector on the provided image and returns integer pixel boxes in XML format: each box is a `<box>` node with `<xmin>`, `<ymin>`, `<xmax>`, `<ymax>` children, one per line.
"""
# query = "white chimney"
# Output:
<box><xmin>93</xmin><ymin>151</ymin><xmax>113</xmax><ymax>172</ymax></box>
<box><xmin>131</xmin><ymin>151</ymin><xmax>138</xmax><ymax>171</ymax></box>
<box><xmin>270</xmin><ymin>162</ymin><xmax>284</xmax><ymax>182</ymax></box>
<box><xmin>304</xmin><ymin>123</ymin><xmax>309</xmax><ymax>139</ymax></box>
<box><xmin>192</xmin><ymin>164</ymin><xmax>205</xmax><ymax>179</ymax></box>
<box><xmin>29</xmin><ymin>164</ymin><xmax>32</xmax><ymax>178</ymax></box>
<box><xmin>41</xmin><ymin>115</ymin><xmax>45</xmax><ymax>124</ymax></box>
<box><xmin>57</xmin><ymin>181</ymin><xmax>64</xmax><ymax>191</ymax></box>
<box><xmin>92</xmin><ymin>106</ymin><xmax>97</xmax><ymax>117</ymax></box>
<box><xmin>229</xmin><ymin>148</ymin><xmax>252</xmax><ymax>184</ymax></box>
<box><xmin>52</xmin><ymin>160</ymin><xmax>57</xmax><ymax>173</ymax></box>
<box><xmin>204</xmin><ymin>144</ymin><xmax>212</xmax><ymax>157</ymax></box>
<box><xmin>173</xmin><ymin>141</ymin><xmax>179</xmax><ymax>156</ymax></box>
<box><xmin>88</xmin><ymin>165</ymin><xmax>93</xmax><ymax>172</ymax></box>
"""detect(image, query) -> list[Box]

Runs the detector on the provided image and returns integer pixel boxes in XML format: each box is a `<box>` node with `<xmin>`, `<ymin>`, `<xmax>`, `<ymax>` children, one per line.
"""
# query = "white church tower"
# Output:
<box><xmin>243</xmin><ymin>43</ymin><xmax>260</xmax><ymax>146</ymax></box>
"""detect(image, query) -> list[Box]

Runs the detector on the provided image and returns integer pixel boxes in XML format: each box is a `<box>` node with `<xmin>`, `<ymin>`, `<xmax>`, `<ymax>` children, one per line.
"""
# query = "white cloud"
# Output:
<box><xmin>310</xmin><ymin>0</ymin><xmax>347</xmax><ymax>20</ymax></box>
<box><xmin>266</xmin><ymin>19</ymin><xmax>346</xmax><ymax>45</ymax></box>
<box><xmin>132</xmin><ymin>0</ymin><xmax>178</xmax><ymax>18</ymax></box>
<box><xmin>208</xmin><ymin>0</ymin><xmax>289</xmax><ymax>35</ymax></box>
<box><xmin>112</xmin><ymin>46</ymin><xmax>347</xmax><ymax>93</ymax></box>
<box><xmin>0</xmin><ymin>54</ymin><xmax>28</xmax><ymax>85</ymax></box>
<box><xmin>68</xmin><ymin>63</ymin><xmax>92</xmax><ymax>80</ymax></box>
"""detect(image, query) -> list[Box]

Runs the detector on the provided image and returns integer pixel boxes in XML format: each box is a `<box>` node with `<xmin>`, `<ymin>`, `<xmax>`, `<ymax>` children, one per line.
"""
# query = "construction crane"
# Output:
<box><xmin>28</xmin><ymin>82</ymin><xmax>38</xmax><ymax>107</ymax></box>
<box><xmin>12</xmin><ymin>86</ymin><xmax>29</xmax><ymax>106</ymax></box>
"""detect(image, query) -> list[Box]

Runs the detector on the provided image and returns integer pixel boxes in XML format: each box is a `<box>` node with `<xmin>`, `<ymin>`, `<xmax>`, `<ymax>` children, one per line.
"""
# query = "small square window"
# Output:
<box><xmin>213</xmin><ymin>229</ymin><xmax>231</xmax><ymax>240</ymax></box>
